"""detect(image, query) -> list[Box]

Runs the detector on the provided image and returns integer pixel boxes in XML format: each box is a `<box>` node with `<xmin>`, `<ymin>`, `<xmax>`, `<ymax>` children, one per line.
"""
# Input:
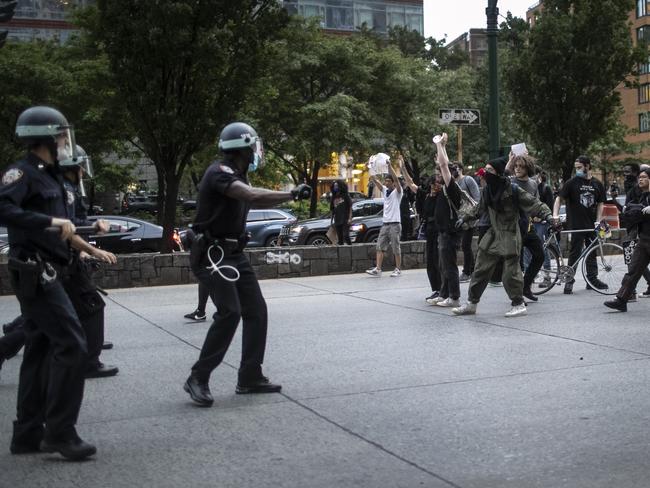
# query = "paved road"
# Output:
<box><xmin>1</xmin><ymin>270</ymin><xmax>649</xmax><ymax>488</ymax></box>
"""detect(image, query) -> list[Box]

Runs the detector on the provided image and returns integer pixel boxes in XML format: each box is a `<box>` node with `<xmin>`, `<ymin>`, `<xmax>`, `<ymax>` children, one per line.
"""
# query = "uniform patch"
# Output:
<box><xmin>219</xmin><ymin>164</ymin><xmax>234</xmax><ymax>174</ymax></box>
<box><xmin>2</xmin><ymin>168</ymin><xmax>24</xmax><ymax>185</ymax></box>
<box><xmin>66</xmin><ymin>190</ymin><xmax>75</xmax><ymax>206</ymax></box>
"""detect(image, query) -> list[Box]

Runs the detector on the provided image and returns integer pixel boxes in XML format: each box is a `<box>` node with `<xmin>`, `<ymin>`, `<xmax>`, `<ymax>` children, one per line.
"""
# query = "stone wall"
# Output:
<box><xmin>0</xmin><ymin>241</ymin><xmax>426</xmax><ymax>295</ymax></box>
<box><xmin>0</xmin><ymin>229</ymin><xmax>629</xmax><ymax>296</ymax></box>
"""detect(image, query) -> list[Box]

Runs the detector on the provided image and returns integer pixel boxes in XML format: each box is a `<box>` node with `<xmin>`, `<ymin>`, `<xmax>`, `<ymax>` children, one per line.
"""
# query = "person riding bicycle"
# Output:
<box><xmin>553</xmin><ymin>155</ymin><xmax>608</xmax><ymax>294</ymax></box>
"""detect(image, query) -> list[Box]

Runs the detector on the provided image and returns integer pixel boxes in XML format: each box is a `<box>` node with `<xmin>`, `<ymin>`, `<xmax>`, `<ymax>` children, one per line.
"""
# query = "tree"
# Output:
<box><xmin>504</xmin><ymin>0</ymin><xmax>647</xmax><ymax>180</ymax></box>
<box><xmin>85</xmin><ymin>1</ymin><xmax>288</xmax><ymax>251</ymax></box>
<box><xmin>249</xmin><ymin>20</ymin><xmax>375</xmax><ymax>216</ymax></box>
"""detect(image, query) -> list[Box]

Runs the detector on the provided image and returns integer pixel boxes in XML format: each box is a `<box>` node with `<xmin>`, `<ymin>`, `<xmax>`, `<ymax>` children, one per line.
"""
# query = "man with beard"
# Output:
<box><xmin>450</xmin><ymin>156</ymin><xmax>554</xmax><ymax>318</ymax></box>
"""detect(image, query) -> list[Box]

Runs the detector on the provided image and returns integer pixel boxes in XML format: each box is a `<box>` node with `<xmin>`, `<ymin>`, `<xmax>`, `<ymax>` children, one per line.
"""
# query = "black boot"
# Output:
<box><xmin>523</xmin><ymin>287</ymin><xmax>538</xmax><ymax>302</ymax></box>
<box><xmin>236</xmin><ymin>375</ymin><xmax>282</xmax><ymax>394</ymax></box>
<box><xmin>184</xmin><ymin>374</ymin><xmax>214</xmax><ymax>406</ymax></box>
<box><xmin>40</xmin><ymin>435</ymin><xmax>96</xmax><ymax>461</ymax></box>
<box><xmin>604</xmin><ymin>297</ymin><xmax>627</xmax><ymax>312</ymax></box>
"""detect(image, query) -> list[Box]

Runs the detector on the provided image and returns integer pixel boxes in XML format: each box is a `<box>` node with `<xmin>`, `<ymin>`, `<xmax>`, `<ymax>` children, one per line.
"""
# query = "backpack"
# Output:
<box><xmin>443</xmin><ymin>181</ymin><xmax>478</xmax><ymax>230</ymax></box>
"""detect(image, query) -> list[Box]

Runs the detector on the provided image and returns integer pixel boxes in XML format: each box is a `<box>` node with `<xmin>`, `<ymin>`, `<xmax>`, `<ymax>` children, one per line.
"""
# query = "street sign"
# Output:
<box><xmin>439</xmin><ymin>108</ymin><xmax>481</xmax><ymax>126</ymax></box>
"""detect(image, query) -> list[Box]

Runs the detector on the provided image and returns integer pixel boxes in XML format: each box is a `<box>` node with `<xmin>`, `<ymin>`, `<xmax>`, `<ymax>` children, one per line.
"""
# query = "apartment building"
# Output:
<box><xmin>281</xmin><ymin>0</ymin><xmax>424</xmax><ymax>35</ymax></box>
<box><xmin>446</xmin><ymin>28</ymin><xmax>488</xmax><ymax>68</ymax></box>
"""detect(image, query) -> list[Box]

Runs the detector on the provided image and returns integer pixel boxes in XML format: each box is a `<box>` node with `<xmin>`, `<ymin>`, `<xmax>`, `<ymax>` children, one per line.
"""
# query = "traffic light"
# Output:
<box><xmin>0</xmin><ymin>1</ymin><xmax>17</xmax><ymax>49</ymax></box>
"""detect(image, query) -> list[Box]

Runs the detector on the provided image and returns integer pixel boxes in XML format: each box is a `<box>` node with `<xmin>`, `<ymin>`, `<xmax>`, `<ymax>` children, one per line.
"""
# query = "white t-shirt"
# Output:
<box><xmin>382</xmin><ymin>187</ymin><xmax>402</xmax><ymax>223</ymax></box>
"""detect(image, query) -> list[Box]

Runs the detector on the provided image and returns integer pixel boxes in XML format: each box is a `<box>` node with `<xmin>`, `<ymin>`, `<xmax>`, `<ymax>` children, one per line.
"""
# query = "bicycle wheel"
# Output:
<box><xmin>582</xmin><ymin>242</ymin><xmax>626</xmax><ymax>296</ymax></box>
<box><xmin>533</xmin><ymin>245</ymin><xmax>561</xmax><ymax>295</ymax></box>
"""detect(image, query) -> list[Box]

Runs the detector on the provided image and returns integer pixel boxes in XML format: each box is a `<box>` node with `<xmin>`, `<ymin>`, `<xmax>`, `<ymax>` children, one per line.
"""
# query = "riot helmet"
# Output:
<box><xmin>59</xmin><ymin>144</ymin><xmax>93</xmax><ymax>177</ymax></box>
<box><xmin>218</xmin><ymin>122</ymin><xmax>264</xmax><ymax>172</ymax></box>
<box><xmin>15</xmin><ymin>106</ymin><xmax>77</xmax><ymax>164</ymax></box>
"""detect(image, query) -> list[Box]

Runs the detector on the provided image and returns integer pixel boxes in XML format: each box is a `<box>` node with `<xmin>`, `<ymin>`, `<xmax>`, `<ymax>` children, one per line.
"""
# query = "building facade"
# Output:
<box><xmin>446</xmin><ymin>28</ymin><xmax>488</xmax><ymax>68</ymax></box>
<box><xmin>3</xmin><ymin>1</ymin><xmax>92</xmax><ymax>43</ymax></box>
<box><xmin>281</xmin><ymin>0</ymin><xmax>423</xmax><ymax>35</ymax></box>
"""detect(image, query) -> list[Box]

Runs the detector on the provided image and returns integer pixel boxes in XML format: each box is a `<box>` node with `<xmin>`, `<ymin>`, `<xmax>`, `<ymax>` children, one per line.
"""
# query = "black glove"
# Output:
<box><xmin>291</xmin><ymin>184</ymin><xmax>312</xmax><ymax>201</ymax></box>
<box><xmin>454</xmin><ymin>218</ymin><xmax>465</xmax><ymax>230</ymax></box>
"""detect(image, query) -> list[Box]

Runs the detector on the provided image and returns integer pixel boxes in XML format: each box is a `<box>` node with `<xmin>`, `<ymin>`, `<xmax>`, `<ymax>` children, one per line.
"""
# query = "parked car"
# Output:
<box><xmin>86</xmin><ymin>215</ymin><xmax>180</xmax><ymax>253</ymax></box>
<box><xmin>280</xmin><ymin>198</ymin><xmax>418</xmax><ymax>246</ymax></box>
<box><xmin>178</xmin><ymin>208</ymin><xmax>296</xmax><ymax>249</ymax></box>
<box><xmin>245</xmin><ymin>208</ymin><xmax>296</xmax><ymax>247</ymax></box>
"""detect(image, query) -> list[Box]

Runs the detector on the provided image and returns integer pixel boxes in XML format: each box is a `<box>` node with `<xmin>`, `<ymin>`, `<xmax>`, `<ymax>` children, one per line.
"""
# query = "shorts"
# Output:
<box><xmin>376</xmin><ymin>222</ymin><xmax>401</xmax><ymax>254</ymax></box>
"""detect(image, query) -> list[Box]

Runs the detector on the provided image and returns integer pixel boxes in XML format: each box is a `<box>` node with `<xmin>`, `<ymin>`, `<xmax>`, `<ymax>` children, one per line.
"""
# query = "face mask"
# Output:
<box><xmin>575</xmin><ymin>170</ymin><xmax>585</xmax><ymax>178</ymax></box>
<box><xmin>624</xmin><ymin>174</ymin><xmax>636</xmax><ymax>182</ymax></box>
<box><xmin>248</xmin><ymin>152</ymin><xmax>261</xmax><ymax>173</ymax></box>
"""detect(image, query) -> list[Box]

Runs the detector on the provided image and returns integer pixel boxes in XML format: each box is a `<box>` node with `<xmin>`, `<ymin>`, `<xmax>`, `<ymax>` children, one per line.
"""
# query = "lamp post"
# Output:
<box><xmin>486</xmin><ymin>0</ymin><xmax>499</xmax><ymax>159</ymax></box>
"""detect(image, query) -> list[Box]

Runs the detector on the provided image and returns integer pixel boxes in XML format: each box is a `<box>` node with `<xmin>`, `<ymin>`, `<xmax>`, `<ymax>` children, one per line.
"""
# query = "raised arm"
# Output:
<box><xmin>505</xmin><ymin>150</ymin><xmax>516</xmax><ymax>175</ymax></box>
<box><xmin>435</xmin><ymin>133</ymin><xmax>452</xmax><ymax>186</ymax></box>
<box><xmin>387</xmin><ymin>160</ymin><xmax>402</xmax><ymax>194</ymax></box>
<box><xmin>370</xmin><ymin>174</ymin><xmax>384</xmax><ymax>193</ymax></box>
<box><xmin>398</xmin><ymin>155</ymin><xmax>418</xmax><ymax>193</ymax></box>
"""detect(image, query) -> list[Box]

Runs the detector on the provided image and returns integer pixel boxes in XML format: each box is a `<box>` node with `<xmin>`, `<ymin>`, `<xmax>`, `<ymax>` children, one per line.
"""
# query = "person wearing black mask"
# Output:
<box><xmin>623</xmin><ymin>163</ymin><xmax>641</xmax><ymax>198</ymax></box>
<box><xmin>330</xmin><ymin>179</ymin><xmax>352</xmax><ymax>245</ymax></box>
<box><xmin>451</xmin><ymin>156</ymin><xmax>554</xmax><ymax>317</ymax></box>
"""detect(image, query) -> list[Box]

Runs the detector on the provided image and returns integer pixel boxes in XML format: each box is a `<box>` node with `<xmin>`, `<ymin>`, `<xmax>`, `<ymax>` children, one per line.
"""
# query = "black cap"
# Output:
<box><xmin>575</xmin><ymin>155</ymin><xmax>591</xmax><ymax>167</ymax></box>
<box><xmin>486</xmin><ymin>156</ymin><xmax>507</xmax><ymax>176</ymax></box>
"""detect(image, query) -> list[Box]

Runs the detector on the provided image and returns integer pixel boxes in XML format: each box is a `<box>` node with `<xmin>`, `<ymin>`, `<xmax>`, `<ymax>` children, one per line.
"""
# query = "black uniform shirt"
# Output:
<box><xmin>0</xmin><ymin>153</ymin><xmax>72</xmax><ymax>264</ymax></box>
<box><xmin>559</xmin><ymin>176</ymin><xmax>606</xmax><ymax>230</ymax></box>
<box><xmin>193</xmin><ymin>160</ymin><xmax>250</xmax><ymax>238</ymax></box>
<box><xmin>62</xmin><ymin>178</ymin><xmax>92</xmax><ymax>227</ymax></box>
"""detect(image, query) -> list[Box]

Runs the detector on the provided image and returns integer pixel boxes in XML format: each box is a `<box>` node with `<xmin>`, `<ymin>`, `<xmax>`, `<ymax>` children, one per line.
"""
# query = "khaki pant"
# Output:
<box><xmin>467</xmin><ymin>249</ymin><xmax>524</xmax><ymax>306</ymax></box>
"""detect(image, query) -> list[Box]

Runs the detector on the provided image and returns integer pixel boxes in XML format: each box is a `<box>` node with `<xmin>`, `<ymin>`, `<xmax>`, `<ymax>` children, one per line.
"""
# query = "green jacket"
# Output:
<box><xmin>470</xmin><ymin>183</ymin><xmax>552</xmax><ymax>257</ymax></box>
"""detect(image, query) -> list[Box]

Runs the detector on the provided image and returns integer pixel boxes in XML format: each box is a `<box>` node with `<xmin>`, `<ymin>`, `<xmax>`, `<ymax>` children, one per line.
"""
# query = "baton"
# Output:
<box><xmin>45</xmin><ymin>225</ymin><xmax>97</xmax><ymax>235</ymax></box>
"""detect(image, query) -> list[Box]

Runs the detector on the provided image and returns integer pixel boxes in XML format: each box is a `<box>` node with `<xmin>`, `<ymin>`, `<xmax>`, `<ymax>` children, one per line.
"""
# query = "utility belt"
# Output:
<box><xmin>190</xmin><ymin>232</ymin><xmax>249</xmax><ymax>267</ymax></box>
<box><xmin>8</xmin><ymin>254</ymin><xmax>69</xmax><ymax>299</ymax></box>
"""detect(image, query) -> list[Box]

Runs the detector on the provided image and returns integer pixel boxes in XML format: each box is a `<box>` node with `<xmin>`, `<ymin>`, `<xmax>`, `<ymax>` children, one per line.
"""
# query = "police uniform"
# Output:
<box><xmin>189</xmin><ymin>160</ymin><xmax>269</xmax><ymax>385</ymax></box>
<box><xmin>0</xmin><ymin>153</ymin><xmax>88</xmax><ymax>451</ymax></box>
<box><xmin>61</xmin><ymin>178</ymin><xmax>108</xmax><ymax>375</ymax></box>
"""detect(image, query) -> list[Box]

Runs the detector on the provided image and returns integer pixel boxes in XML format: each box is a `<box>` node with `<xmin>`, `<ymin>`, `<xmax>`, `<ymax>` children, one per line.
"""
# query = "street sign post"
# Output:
<box><xmin>438</xmin><ymin>109</ymin><xmax>481</xmax><ymax>163</ymax></box>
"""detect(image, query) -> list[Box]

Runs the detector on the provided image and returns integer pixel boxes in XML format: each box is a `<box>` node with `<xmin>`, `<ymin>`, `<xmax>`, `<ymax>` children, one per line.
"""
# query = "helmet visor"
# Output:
<box><xmin>56</xmin><ymin>128</ymin><xmax>78</xmax><ymax>165</ymax></box>
<box><xmin>255</xmin><ymin>138</ymin><xmax>265</xmax><ymax>169</ymax></box>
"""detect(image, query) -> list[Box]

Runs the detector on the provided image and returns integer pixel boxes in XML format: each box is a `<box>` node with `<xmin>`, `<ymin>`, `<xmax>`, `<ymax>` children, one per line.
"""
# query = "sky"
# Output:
<box><xmin>424</xmin><ymin>0</ymin><xmax>536</xmax><ymax>42</ymax></box>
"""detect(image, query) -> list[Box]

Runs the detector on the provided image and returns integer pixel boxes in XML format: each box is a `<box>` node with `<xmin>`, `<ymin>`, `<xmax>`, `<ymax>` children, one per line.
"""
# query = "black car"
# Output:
<box><xmin>280</xmin><ymin>198</ymin><xmax>418</xmax><ymax>245</ymax></box>
<box><xmin>0</xmin><ymin>226</ymin><xmax>7</xmax><ymax>255</ymax></box>
<box><xmin>86</xmin><ymin>215</ymin><xmax>180</xmax><ymax>253</ymax></box>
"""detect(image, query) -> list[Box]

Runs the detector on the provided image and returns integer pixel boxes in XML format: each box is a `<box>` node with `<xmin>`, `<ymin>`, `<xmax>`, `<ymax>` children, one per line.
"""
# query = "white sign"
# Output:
<box><xmin>368</xmin><ymin>153</ymin><xmax>390</xmax><ymax>175</ymax></box>
<box><xmin>439</xmin><ymin>109</ymin><xmax>481</xmax><ymax>126</ymax></box>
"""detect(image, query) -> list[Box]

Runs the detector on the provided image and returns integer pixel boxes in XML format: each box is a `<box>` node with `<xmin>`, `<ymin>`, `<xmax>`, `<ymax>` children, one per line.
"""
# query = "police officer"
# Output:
<box><xmin>184</xmin><ymin>122</ymin><xmax>311</xmax><ymax>407</ymax></box>
<box><xmin>0</xmin><ymin>106</ymin><xmax>96</xmax><ymax>460</ymax></box>
<box><xmin>59</xmin><ymin>145</ymin><xmax>119</xmax><ymax>378</ymax></box>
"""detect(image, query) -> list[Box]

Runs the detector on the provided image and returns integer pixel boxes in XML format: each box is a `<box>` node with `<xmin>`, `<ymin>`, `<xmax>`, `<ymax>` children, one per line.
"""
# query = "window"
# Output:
<box><xmin>638</xmin><ymin>0</ymin><xmax>650</xmax><ymax>17</ymax></box>
<box><xmin>265</xmin><ymin>211</ymin><xmax>287</xmax><ymax>221</ymax></box>
<box><xmin>639</xmin><ymin>83</ymin><xmax>650</xmax><ymax>104</ymax></box>
<box><xmin>640</xmin><ymin>112</ymin><xmax>650</xmax><ymax>133</ymax></box>
<box><xmin>106</xmin><ymin>219</ymin><xmax>139</xmax><ymax>234</ymax></box>
<box><xmin>326</xmin><ymin>0</ymin><xmax>353</xmax><ymax>30</ymax></box>
<box><xmin>247</xmin><ymin>210</ymin><xmax>267</xmax><ymax>222</ymax></box>
<box><xmin>640</xmin><ymin>57</ymin><xmax>650</xmax><ymax>75</ymax></box>
<box><xmin>638</xmin><ymin>26</ymin><xmax>650</xmax><ymax>42</ymax></box>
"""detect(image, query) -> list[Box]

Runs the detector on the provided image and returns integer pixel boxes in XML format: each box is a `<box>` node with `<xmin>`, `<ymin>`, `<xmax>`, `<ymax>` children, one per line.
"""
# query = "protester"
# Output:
<box><xmin>431</xmin><ymin>134</ymin><xmax>462</xmax><ymax>308</ymax></box>
<box><xmin>623</xmin><ymin>163</ymin><xmax>641</xmax><ymax>197</ymax></box>
<box><xmin>452</xmin><ymin>162</ymin><xmax>480</xmax><ymax>283</ymax></box>
<box><xmin>604</xmin><ymin>169</ymin><xmax>650</xmax><ymax>311</ymax></box>
<box><xmin>330</xmin><ymin>179</ymin><xmax>352</xmax><ymax>245</ymax></box>
<box><xmin>622</xmin><ymin>168</ymin><xmax>650</xmax><ymax>299</ymax></box>
<box><xmin>552</xmin><ymin>155</ymin><xmax>608</xmax><ymax>294</ymax></box>
<box><xmin>366</xmin><ymin>157</ymin><xmax>403</xmax><ymax>277</ymax></box>
<box><xmin>184</xmin><ymin>282</ymin><xmax>210</xmax><ymax>321</ymax></box>
<box><xmin>421</xmin><ymin>175</ymin><xmax>443</xmax><ymax>304</ymax></box>
<box><xmin>505</xmin><ymin>152</ymin><xmax>545</xmax><ymax>302</ymax></box>
<box><xmin>535</xmin><ymin>170</ymin><xmax>555</xmax><ymax>288</ymax></box>
<box><xmin>451</xmin><ymin>154</ymin><xmax>554</xmax><ymax>318</ymax></box>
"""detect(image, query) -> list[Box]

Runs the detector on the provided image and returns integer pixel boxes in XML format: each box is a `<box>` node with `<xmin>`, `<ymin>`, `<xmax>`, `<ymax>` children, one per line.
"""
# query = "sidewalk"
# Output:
<box><xmin>1</xmin><ymin>270</ymin><xmax>649</xmax><ymax>488</ymax></box>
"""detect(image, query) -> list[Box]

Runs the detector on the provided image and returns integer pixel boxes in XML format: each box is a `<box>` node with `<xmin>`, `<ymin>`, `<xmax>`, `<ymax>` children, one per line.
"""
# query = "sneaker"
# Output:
<box><xmin>586</xmin><ymin>279</ymin><xmax>608</xmax><ymax>291</ymax></box>
<box><xmin>184</xmin><ymin>310</ymin><xmax>206</xmax><ymax>321</ymax></box>
<box><xmin>604</xmin><ymin>298</ymin><xmax>627</xmax><ymax>312</ymax></box>
<box><xmin>426</xmin><ymin>296</ymin><xmax>444</xmax><ymax>306</ymax></box>
<box><xmin>425</xmin><ymin>291</ymin><xmax>440</xmax><ymax>304</ymax></box>
<box><xmin>365</xmin><ymin>267</ymin><xmax>381</xmax><ymax>277</ymax></box>
<box><xmin>459</xmin><ymin>273</ymin><xmax>471</xmax><ymax>283</ymax></box>
<box><xmin>390</xmin><ymin>268</ymin><xmax>402</xmax><ymax>277</ymax></box>
<box><xmin>639</xmin><ymin>289</ymin><xmax>650</xmax><ymax>298</ymax></box>
<box><xmin>488</xmin><ymin>281</ymin><xmax>502</xmax><ymax>287</ymax></box>
<box><xmin>436</xmin><ymin>298</ymin><xmax>460</xmax><ymax>307</ymax></box>
<box><xmin>505</xmin><ymin>304</ymin><xmax>527</xmax><ymax>317</ymax></box>
<box><xmin>452</xmin><ymin>302</ymin><xmax>477</xmax><ymax>315</ymax></box>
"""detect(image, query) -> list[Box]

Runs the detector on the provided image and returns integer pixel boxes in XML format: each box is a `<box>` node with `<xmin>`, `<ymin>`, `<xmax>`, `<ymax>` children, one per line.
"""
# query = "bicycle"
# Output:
<box><xmin>533</xmin><ymin>221</ymin><xmax>626</xmax><ymax>296</ymax></box>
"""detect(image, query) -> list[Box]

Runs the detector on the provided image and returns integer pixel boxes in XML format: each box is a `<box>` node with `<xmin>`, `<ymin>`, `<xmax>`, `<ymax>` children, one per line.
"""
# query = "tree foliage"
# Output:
<box><xmin>504</xmin><ymin>0</ymin><xmax>646</xmax><ymax>180</ymax></box>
